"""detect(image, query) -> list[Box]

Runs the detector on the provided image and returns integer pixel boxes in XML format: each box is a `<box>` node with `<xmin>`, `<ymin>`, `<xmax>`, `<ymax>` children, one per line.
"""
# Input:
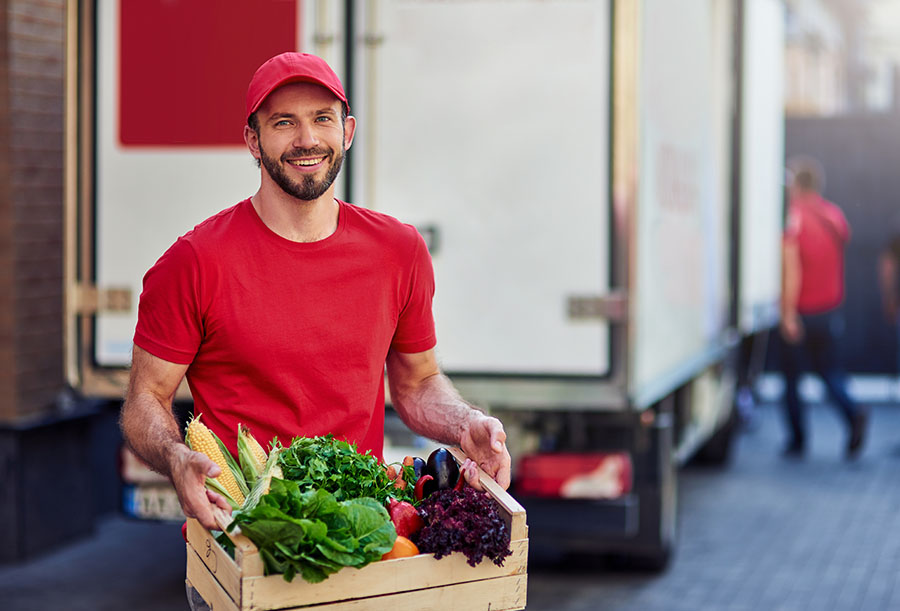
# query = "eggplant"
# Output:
<box><xmin>425</xmin><ymin>448</ymin><xmax>460</xmax><ymax>490</ymax></box>
<box><xmin>412</xmin><ymin>457</ymin><xmax>427</xmax><ymax>481</ymax></box>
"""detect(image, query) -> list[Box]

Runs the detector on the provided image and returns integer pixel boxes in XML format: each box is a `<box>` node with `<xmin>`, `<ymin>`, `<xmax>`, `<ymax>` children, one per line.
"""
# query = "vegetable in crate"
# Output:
<box><xmin>237</xmin><ymin>423</ymin><xmax>269</xmax><ymax>483</ymax></box>
<box><xmin>241</xmin><ymin>441</ymin><xmax>284</xmax><ymax>512</ymax></box>
<box><xmin>387</xmin><ymin>498</ymin><xmax>424</xmax><ymax>538</ymax></box>
<box><xmin>277</xmin><ymin>435</ymin><xmax>416</xmax><ymax>506</ymax></box>
<box><xmin>425</xmin><ymin>447</ymin><xmax>460</xmax><ymax>490</ymax></box>
<box><xmin>414</xmin><ymin>487</ymin><xmax>513</xmax><ymax>568</ymax></box>
<box><xmin>414</xmin><ymin>474</ymin><xmax>436</xmax><ymax>501</ymax></box>
<box><xmin>185</xmin><ymin>415</ymin><xmax>247</xmax><ymax>508</ymax></box>
<box><xmin>230</xmin><ymin>479</ymin><xmax>396</xmax><ymax>583</ymax></box>
<box><xmin>382</xmin><ymin>535</ymin><xmax>419</xmax><ymax>560</ymax></box>
<box><xmin>404</xmin><ymin>455</ymin><xmax>426</xmax><ymax>480</ymax></box>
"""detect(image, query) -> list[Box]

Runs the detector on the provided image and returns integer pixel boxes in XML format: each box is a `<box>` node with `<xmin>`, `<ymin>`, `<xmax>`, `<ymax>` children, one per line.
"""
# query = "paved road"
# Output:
<box><xmin>528</xmin><ymin>401</ymin><xmax>900</xmax><ymax>611</ymax></box>
<box><xmin>2</xmin><ymin>401</ymin><xmax>899</xmax><ymax>610</ymax></box>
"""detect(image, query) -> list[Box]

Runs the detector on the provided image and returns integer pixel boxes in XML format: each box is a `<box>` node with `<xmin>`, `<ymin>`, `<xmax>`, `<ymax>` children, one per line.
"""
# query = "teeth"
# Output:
<box><xmin>289</xmin><ymin>158</ymin><xmax>324</xmax><ymax>167</ymax></box>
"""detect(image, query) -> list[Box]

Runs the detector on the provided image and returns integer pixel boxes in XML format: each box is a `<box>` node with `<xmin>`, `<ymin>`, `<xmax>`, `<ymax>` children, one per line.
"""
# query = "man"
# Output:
<box><xmin>878</xmin><ymin>220</ymin><xmax>900</xmax><ymax>379</ymax></box>
<box><xmin>119</xmin><ymin>52</ymin><xmax>511</xmax><ymax>536</ymax></box>
<box><xmin>880</xmin><ymin>238</ymin><xmax>900</xmax><ymax>325</ymax></box>
<box><xmin>779</xmin><ymin>156</ymin><xmax>867</xmax><ymax>459</ymax></box>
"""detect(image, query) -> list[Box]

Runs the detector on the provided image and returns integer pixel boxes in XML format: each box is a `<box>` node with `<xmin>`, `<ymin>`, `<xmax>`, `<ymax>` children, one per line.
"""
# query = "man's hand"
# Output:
<box><xmin>386</xmin><ymin>349</ymin><xmax>513</xmax><ymax>490</ymax></box>
<box><xmin>120</xmin><ymin>346</ymin><xmax>230</xmax><ymax>525</ymax></box>
<box><xmin>168</xmin><ymin>444</ymin><xmax>232</xmax><ymax>530</ymax></box>
<box><xmin>459</xmin><ymin>413</ymin><xmax>511</xmax><ymax>490</ymax></box>
<box><xmin>780</xmin><ymin>312</ymin><xmax>804</xmax><ymax>344</ymax></box>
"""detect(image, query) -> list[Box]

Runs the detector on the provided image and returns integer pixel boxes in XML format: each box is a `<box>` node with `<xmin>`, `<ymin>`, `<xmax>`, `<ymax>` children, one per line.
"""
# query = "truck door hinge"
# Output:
<box><xmin>72</xmin><ymin>285</ymin><xmax>133</xmax><ymax>314</ymax></box>
<box><xmin>567</xmin><ymin>292</ymin><xmax>629</xmax><ymax>322</ymax></box>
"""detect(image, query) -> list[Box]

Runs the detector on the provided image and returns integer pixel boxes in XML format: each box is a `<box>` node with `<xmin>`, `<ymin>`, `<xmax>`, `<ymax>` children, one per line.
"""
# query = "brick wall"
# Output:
<box><xmin>0</xmin><ymin>0</ymin><xmax>66</xmax><ymax>422</ymax></box>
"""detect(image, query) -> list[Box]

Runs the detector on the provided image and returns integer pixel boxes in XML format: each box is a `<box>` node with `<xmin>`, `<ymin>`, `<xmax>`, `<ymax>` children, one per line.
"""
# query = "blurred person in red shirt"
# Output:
<box><xmin>878</xmin><ymin>216</ymin><xmax>900</xmax><ymax>380</ymax></box>
<box><xmin>779</xmin><ymin>156</ymin><xmax>868</xmax><ymax>459</ymax></box>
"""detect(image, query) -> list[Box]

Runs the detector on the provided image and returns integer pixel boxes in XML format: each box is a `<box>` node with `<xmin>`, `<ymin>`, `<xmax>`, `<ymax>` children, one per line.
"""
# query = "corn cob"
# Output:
<box><xmin>241</xmin><ymin>443</ymin><xmax>284</xmax><ymax>512</ymax></box>
<box><xmin>186</xmin><ymin>415</ymin><xmax>246</xmax><ymax>507</ymax></box>
<box><xmin>237</xmin><ymin>424</ymin><xmax>268</xmax><ymax>485</ymax></box>
<box><xmin>213</xmin><ymin>429</ymin><xmax>251</xmax><ymax>500</ymax></box>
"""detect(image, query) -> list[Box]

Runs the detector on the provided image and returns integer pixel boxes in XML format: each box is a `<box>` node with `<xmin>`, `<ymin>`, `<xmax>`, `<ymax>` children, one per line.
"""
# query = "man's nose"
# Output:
<box><xmin>292</xmin><ymin>121</ymin><xmax>319</xmax><ymax>149</ymax></box>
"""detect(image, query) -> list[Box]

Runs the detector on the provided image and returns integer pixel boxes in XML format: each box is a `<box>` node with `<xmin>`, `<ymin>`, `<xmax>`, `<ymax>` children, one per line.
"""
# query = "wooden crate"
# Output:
<box><xmin>185</xmin><ymin>448</ymin><xmax>528</xmax><ymax>610</ymax></box>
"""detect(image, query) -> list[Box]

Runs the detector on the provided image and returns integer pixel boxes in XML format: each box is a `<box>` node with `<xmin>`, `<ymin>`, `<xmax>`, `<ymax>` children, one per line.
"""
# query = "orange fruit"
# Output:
<box><xmin>382</xmin><ymin>535</ymin><xmax>419</xmax><ymax>560</ymax></box>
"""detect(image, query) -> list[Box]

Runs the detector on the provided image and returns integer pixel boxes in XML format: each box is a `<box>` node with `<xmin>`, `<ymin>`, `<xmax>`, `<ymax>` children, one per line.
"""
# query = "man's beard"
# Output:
<box><xmin>259</xmin><ymin>139</ymin><xmax>345</xmax><ymax>201</ymax></box>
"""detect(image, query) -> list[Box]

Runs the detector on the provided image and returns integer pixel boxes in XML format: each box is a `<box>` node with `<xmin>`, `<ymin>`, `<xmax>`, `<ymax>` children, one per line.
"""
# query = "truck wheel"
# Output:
<box><xmin>694</xmin><ymin>407</ymin><xmax>737</xmax><ymax>466</ymax></box>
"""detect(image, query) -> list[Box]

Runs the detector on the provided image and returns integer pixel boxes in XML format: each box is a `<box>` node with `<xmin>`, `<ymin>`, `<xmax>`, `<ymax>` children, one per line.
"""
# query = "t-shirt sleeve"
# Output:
<box><xmin>825</xmin><ymin>204</ymin><xmax>851</xmax><ymax>242</ymax></box>
<box><xmin>390</xmin><ymin>230</ymin><xmax>437</xmax><ymax>354</ymax></box>
<box><xmin>133</xmin><ymin>237</ymin><xmax>204</xmax><ymax>365</ymax></box>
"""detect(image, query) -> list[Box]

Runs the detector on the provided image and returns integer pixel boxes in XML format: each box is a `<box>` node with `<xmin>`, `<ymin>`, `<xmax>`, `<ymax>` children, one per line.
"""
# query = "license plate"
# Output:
<box><xmin>122</xmin><ymin>483</ymin><xmax>184</xmax><ymax>521</ymax></box>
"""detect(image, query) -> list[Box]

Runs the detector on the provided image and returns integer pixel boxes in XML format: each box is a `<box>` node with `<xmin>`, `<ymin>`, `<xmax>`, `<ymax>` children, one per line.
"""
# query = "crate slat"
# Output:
<box><xmin>213</xmin><ymin>506</ymin><xmax>266</xmax><ymax>577</ymax></box>
<box><xmin>243</xmin><ymin>538</ymin><xmax>528</xmax><ymax>610</ymax></box>
<box><xmin>264</xmin><ymin>574</ymin><xmax>528</xmax><ymax>611</ymax></box>
<box><xmin>187</xmin><ymin>546</ymin><xmax>241</xmax><ymax>611</ymax></box>
<box><xmin>186</xmin><ymin>518</ymin><xmax>243</xmax><ymax>601</ymax></box>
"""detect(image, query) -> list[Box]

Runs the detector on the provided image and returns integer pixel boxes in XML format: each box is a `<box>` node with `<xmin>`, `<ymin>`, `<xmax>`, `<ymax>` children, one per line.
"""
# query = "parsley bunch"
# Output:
<box><xmin>277</xmin><ymin>435</ymin><xmax>416</xmax><ymax>506</ymax></box>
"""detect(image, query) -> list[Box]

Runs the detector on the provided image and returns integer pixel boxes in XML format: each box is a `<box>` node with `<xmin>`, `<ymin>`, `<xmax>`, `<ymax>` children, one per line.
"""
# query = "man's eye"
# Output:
<box><xmin>316</xmin><ymin>116</ymin><xmax>332</xmax><ymax>122</ymax></box>
<box><xmin>275</xmin><ymin>119</ymin><xmax>292</xmax><ymax>127</ymax></box>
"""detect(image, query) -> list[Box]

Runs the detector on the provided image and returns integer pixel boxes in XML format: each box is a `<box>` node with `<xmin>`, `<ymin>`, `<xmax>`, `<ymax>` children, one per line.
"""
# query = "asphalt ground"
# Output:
<box><xmin>2</xmin><ymin>400</ymin><xmax>899</xmax><ymax>611</ymax></box>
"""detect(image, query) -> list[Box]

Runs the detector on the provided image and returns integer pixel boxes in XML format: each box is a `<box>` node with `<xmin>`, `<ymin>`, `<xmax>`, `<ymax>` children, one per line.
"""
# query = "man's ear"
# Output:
<box><xmin>244</xmin><ymin>125</ymin><xmax>261</xmax><ymax>161</ymax></box>
<box><xmin>343</xmin><ymin>115</ymin><xmax>357</xmax><ymax>151</ymax></box>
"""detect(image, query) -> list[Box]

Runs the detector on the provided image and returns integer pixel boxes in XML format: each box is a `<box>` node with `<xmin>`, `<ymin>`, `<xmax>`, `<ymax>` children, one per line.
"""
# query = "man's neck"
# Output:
<box><xmin>251</xmin><ymin>182</ymin><xmax>340</xmax><ymax>243</ymax></box>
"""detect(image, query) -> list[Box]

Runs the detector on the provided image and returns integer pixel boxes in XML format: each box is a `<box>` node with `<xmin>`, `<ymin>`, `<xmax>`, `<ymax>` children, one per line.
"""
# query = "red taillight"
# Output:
<box><xmin>515</xmin><ymin>452</ymin><xmax>632</xmax><ymax>499</ymax></box>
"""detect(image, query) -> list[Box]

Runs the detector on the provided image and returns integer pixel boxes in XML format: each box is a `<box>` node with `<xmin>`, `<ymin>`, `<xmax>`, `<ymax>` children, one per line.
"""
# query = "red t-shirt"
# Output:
<box><xmin>134</xmin><ymin>199</ymin><xmax>436</xmax><ymax>459</ymax></box>
<box><xmin>783</xmin><ymin>193</ymin><xmax>850</xmax><ymax>315</ymax></box>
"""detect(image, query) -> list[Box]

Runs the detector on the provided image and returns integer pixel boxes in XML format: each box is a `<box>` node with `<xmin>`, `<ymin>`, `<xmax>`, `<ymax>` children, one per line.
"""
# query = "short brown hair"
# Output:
<box><xmin>788</xmin><ymin>156</ymin><xmax>824</xmax><ymax>193</ymax></box>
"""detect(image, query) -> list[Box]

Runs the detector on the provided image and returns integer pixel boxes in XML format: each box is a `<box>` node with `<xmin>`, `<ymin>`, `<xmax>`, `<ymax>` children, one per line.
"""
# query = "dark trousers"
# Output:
<box><xmin>780</xmin><ymin>311</ymin><xmax>859</xmax><ymax>445</ymax></box>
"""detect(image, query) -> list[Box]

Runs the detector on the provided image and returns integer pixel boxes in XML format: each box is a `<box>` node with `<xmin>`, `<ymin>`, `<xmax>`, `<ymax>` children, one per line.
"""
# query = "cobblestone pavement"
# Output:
<box><xmin>1</xmin><ymin>402</ymin><xmax>898</xmax><ymax>610</ymax></box>
<box><xmin>527</xmin><ymin>401</ymin><xmax>900</xmax><ymax>611</ymax></box>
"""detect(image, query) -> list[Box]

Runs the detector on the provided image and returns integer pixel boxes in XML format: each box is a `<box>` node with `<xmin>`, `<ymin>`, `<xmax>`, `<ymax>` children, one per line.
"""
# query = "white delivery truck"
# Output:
<box><xmin>65</xmin><ymin>0</ymin><xmax>785</xmax><ymax>568</ymax></box>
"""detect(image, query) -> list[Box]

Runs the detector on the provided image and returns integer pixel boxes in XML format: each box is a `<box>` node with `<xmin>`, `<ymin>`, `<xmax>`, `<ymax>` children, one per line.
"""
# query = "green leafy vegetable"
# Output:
<box><xmin>278</xmin><ymin>435</ymin><xmax>417</xmax><ymax>506</ymax></box>
<box><xmin>230</xmin><ymin>479</ymin><xmax>396</xmax><ymax>583</ymax></box>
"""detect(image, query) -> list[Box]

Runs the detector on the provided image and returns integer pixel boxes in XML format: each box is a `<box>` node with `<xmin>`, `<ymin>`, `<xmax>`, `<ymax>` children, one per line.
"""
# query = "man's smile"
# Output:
<box><xmin>287</xmin><ymin>156</ymin><xmax>326</xmax><ymax>167</ymax></box>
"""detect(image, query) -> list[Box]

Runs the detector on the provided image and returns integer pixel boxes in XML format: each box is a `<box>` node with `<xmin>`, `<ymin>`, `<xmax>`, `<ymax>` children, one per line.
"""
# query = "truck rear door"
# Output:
<box><xmin>354</xmin><ymin>0</ymin><xmax>613</xmax><ymax>379</ymax></box>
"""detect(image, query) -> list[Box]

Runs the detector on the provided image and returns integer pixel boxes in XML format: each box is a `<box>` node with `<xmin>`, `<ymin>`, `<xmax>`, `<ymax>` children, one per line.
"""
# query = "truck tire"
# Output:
<box><xmin>694</xmin><ymin>407</ymin><xmax>737</xmax><ymax>466</ymax></box>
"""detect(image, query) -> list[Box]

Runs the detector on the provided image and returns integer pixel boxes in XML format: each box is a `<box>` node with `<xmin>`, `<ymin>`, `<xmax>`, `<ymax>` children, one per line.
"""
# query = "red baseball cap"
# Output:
<box><xmin>245</xmin><ymin>52</ymin><xmax>349</xmax><ymax>121</ymax></box>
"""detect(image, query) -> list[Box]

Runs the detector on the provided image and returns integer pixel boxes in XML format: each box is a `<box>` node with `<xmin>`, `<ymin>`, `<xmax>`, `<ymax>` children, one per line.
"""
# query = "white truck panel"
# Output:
<box><xmin>363</xmin><ymin>0</ymin><xmax>611</xmax><ymax>375</ymax></box>
<box><xmin>93</xmin><ymin>1</ymin><xmax>253</xmax><ymax>365</ymax></box>
<box><xmin>92</xmin><ymin>0</ymin><xmax>339</xmax><ymax>366</ymax></box>
<box><xmin>740</xmin><ymin>0</ymin><xmax>786</xmax><ymax>333</ymax></box>
<box><xmin>631</xmin><ymin>0</ymin><xmax>731</xmax><ymax>404</ymax></box>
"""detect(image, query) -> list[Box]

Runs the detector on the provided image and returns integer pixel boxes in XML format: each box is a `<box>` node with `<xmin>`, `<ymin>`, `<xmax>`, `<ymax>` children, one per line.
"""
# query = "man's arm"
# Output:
<box><xmin>385</xmin><ymin>348</ymin><xmax>511</xmax><ymax>489</ymax></box>
<box><xmin>879</xmin><ymin>248</ymin><xmax>899</xmax><ymax>324</ymax></box>
<box><xmin>120</xmin><ymin>345</ymin><xmax>230</xmax><ymax>529</ymax></box>
<box><xmin>780</xmin><ymin>239</ymin><xmax>804</xmax><ymax>343</ymax></box>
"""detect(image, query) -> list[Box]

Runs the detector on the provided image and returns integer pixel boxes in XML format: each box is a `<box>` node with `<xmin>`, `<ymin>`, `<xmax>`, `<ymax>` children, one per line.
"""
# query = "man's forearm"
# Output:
<box><xmin>390</xmin><ymin>372</ymin><xmax>482</xmax><ymax>446</ymax></box>
<box><xmin>386</xmin><ymin>349</ymin><xmax>511</xmax><ymax>488</ymax></box>
<box><xmin>781</xmin><ymin>242</ymin><xmax>802</xmax><ymax>319</ymax></box>
<box><xmin>119</xmin><ymin>392</ymin><xmax>185</xmax><ymax>480</ymax></box>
